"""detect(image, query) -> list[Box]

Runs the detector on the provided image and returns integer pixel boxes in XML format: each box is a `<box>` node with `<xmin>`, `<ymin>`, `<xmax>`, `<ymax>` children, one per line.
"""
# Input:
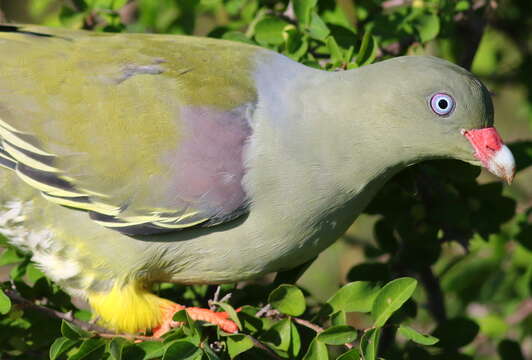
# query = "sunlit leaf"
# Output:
<box><xmin>49</xmin><ymin>337</ymin><xmax>79</xmax><ymax>360</ymax></box>
<box><xmin>293</xmin><ymin>0</ymin><xmax>318</xmax><ymax>26</ymax></box>
<box><xmin>317</xmin><ymin>325</ymin><xmax>357</xmax><ymax>345</ymax></box>
<box><xmin>414</xmin><ymin>13</ymin><xmax>440</xmax><ymax>43</ymax></box>
<box><xmin>227</xmin><ymin>334</ymin><xmax>253</xmax><ymax>358</ymax></box>
<box><xmin>69</xmin><ymin>338</ymin><xmax>105</xmax><ymax>360</ymax></box>
<box><xmin>61</xmin><ymin>320</ymin><xmax>90</xmax><ymax>340</ymax></box>
<box><xmin>398</xmin><ymin>325</ymin><xmax>439</xmax><ymax>345</ymax></box>
<box><xmin>162</xmin><ymin>340</ymin><xmax>202</xmax><ymax>360</ymax></box>
<box><xmin>327</xmin><ymin>281</ymin><xmax>381</xmax><ymax>314</ymax></box>
<box><xmin>269</xmin><ymin>284</ymin><xmax>306</xmax><ymax>316</ymax></box>
<box><xmin>254</xmin><ymin>16</ymin><xmax>289</xmax><ymax>45</ymax></box>
<box><xmin>0</xmin><ymin>288</ymin><xmax>11</xmax><ymax>315</ymax></box>
<box><xmin>336</xmin><ymin>348</ymin><xmax>361</xmax><ymax>360</ymax></box>
<box><xmin>360</xmin><ymin>328</ymin><xmax>380</xmax><ymax>360</ymax></box>
<box><xmin>371</xmin><ymin>277</ymin><xmax>417</xmax><ymax>327</ymax></box>
<box><xmin>308</xmin><ymin>12</ymin><xmax>330</xmax><ymax>41</ymax></box>
<box><xmin>302</xmin><ymin>338</ymin><xmax>328</xmax><ymax>360</ymax></box>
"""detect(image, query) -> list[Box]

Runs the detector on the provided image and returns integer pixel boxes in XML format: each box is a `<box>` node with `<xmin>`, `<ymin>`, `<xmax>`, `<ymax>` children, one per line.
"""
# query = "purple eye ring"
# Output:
<box><xmin>430</xmin><ymin>93</ymin><xmax>455</xmax><ymax>116</ymax></box>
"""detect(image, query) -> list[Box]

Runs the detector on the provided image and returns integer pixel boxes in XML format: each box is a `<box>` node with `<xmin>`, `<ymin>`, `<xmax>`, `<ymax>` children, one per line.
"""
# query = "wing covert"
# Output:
<box><xmin>0</xmin><ymin>25</ymin><xmax>258</xmax><ymax>235</ymax></box>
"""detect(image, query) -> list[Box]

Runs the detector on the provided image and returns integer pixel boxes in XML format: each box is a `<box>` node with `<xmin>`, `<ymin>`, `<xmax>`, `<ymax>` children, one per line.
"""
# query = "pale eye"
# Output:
<box><xmin>430</xmin><ymin>93</ymin><xmax>455</xmax><ymax>116</ymax></box>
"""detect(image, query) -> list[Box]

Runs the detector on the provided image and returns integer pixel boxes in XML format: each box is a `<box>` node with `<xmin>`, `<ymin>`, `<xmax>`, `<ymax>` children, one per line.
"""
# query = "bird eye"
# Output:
<box><xmin>430</xmin><ymin>93</ymin><xmax>454</xmax><ymax>116</ymax></box>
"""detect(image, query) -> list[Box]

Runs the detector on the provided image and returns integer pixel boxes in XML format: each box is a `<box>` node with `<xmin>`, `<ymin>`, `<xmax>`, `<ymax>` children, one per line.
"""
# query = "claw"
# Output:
<box><xmin>152</xmin><ymin>302</ymin><xmax>239</xmax><ymax>338</ymax></box>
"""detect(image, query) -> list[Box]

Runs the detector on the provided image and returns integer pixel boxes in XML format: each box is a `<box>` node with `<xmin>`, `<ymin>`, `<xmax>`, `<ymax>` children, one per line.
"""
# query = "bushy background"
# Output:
<box><xmin>0</xmin><ymin>1</ymin><xmax>531</xmax><ymax>359</ymax></box>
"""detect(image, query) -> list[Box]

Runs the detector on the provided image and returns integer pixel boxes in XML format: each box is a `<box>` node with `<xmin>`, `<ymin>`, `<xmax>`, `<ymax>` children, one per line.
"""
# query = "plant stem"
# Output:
<box><xmin>419</xmin><ymin>266</ymin><xmax>447</xmax><ymax>323</ymax></box>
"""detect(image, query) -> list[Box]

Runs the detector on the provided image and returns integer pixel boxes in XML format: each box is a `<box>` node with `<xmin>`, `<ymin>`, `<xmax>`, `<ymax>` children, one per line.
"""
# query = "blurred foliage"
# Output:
<box><xmin>0</xmin><ymin>0</ymin><xmax>531</xmax><ymax>359</ymax></box>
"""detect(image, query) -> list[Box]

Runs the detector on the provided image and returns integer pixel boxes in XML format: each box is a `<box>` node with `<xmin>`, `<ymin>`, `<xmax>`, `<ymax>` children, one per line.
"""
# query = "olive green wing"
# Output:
<box><xmin>0</xmin><ymin>25</ymin><xmax>259</xmax><ymax>235</ymax></box>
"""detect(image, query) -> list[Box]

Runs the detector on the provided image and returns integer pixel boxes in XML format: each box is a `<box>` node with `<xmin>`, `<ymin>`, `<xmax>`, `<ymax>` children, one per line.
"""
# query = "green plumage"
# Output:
<box><xmin>0</xmin><ymin>25</ymin><xmax>513</xmax><ymax>334</ymax></box>
<box><xmin>0</xmin><ymin>25</ymin><xmax>259</xmax><ymax>232</ymax></box>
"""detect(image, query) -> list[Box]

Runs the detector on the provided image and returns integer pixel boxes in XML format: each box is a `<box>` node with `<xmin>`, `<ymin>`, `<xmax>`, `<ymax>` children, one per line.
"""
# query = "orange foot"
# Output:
<box><xmin>152</xmin><ymin>302</ymin><xmax>239</xmax><ymax>337</ymax></box>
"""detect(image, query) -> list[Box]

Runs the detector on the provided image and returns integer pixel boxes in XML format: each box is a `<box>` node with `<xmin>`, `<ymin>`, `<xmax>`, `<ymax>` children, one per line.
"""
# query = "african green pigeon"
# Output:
<box><xmin>0</xmin><ymin>25</ymin><xmax>515</xmax><ymax>335</ymax></box>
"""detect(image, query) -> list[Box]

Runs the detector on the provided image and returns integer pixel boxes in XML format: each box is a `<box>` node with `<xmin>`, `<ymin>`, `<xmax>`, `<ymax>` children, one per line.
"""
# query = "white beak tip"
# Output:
<box><xmin>486</xmin><ymin>144</ymin><xmax>516</xmax><ymax>185</ymax></box>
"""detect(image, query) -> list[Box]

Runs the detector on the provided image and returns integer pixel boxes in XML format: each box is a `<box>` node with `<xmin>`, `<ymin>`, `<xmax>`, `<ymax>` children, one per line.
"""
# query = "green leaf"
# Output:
<box><xmin>109</xmin><ymin>337</ymin><xmax>128</xmax><ymax>360</ymax></box>
<box><xmin>61</xmin><ymin>320</ymin><xmax>91</xmax><ymax>340</ymax></box>
<box><xmin>225</xmin><ymin>0</ymin><xmax>246</xmax><ymax>15</ymax></box>
<box><xmin>254</xmin><ymin>16</ymin><xmax>289</xmax><ymax>45</ymax></box>
<box><xmin>336</xmin><ymin>349</ymin><xmax>361</xmax><ymax>360</ymax></box>
<box><xmin>69</xmin><ymin>338</ymin><xmax>105</xmax><ymax>360</ymax></box>
<box><xmin>371</xmin><ymin>277</ymin><xmax>417</xmax><ymax>327</ymax></box>
<box><xmin>293</xmin><ymin>0</ymin><xmax>318</xmax><ymax>26</ymax></box>
<box><xmin>239</xmin><ymin>306</ymin><xmax>264</xmax><ymax>332</ymax></box>
<box><xmin>0</xmin><ymin>247</ymin><xmax>24</xmax><ymax>266</ymax></box>
<box><xmin>241</xmin><ymin>0</ymin><xmax>258</xmax><ymax>22</ymax></box>
<box><xmin>327</xmin><ymin>281</ymin><xmax>381</xmax><ymax>313</ymax></box>
<box><xmin>227</xmin><ymin>335</ymin><xmax>253</xmax><ymax>358</ymax></box>
<box><xmin>10</xmin><ymin>258</ymin><xmax>29</xmax><ymax>280</ymax></box>
<box><xmin>162</xmin><ymin>340</ymin><xmax>202</xmax><ymax>360</ymax></box>
<box><xmin>135</xmin><ymin>341</ymin><xmax>166</xmax><ymax>360</ymax></box>
<box><xmin>290</xmin><ymin>319</ymin><xmax>302</xmax><ymax>358</ymax></box>
<box><xmin>414</xmin><ymin>13</ymin><xmax>440</xmax><ymax>43</ymax></box>
<box><xmin>49</xmin><ymin>337</ymin><xmax>78</xmax><ymax>360</ymax></box>
<box><xmin>302</xmin><ymin>338</ymin><xmax>329</xmax><ymax>360</ymax></box>
<box><xmin>326</xmin><ymin>36</ymin><xmax>344</xmax><ymax>64</ymax></box>
<box><xmin>477</xmin><ymin>314</ymin><xmax>509</xmax><ymax>338</ymax></box>
<box><xmin>170</xmin><ymin>308</ymin><xmax>201</xmax><ymax>343</ymax></box>
<box><xmin>455</xmin><ymin>0</ymin><xmax>470</xmax><ymax>11</ymax></box>
<box><xmin>355</xmin><ymin>31</ymin><xmax>377</xmax><ymax>67</ymax></box>
<box><xmin>211</xmin><ymin>301</ymin><xmax>242</xmax><ymax>331</ymax></box>
<box><xmin>0</xmin><ymin>234</ymin><xmax>9</xmax><ymax>246</ymax></box>
<box><xmin>283</xmin><ymin>26</ymin><xmax>309</xmax><ymax>61</ymax></box>
<box><xmin>26</xmin><ymin>263</ymin><xmax>45</xmax><ymax>283</ymax></box>
<box><xmin>222</xmin><ymin>31</ymin><xmax>255</xmax><ymax>45</ymax></box>
<box><xmin>0</xmin><ymin>288</ymin><xmax>11</xmax><ymax>315</ymax></box>
<box><xmin>261</xmin><ymin>318</ymin><xmax>292</xmax><ymax>352</ymax></box>
<box><xmin>330</xmin><ymin>311</ymin><xmax>346</xmax><ymax>326</ymax></box>
<box><xmin>360</xmin><ymin>328</ymin><xmax>380</xmax><ymax>360</ymax></box>
<box><xmin>59</xmin><ymin>5</ymin><xmax>87</xmax><ymax>28</ymax></box>
<box><xmin>317</xmin><ymin>325</ymin><xmax>358</xmax><ymax>345</ymax></box>
<box><xmin>87</xmin><ymin>0</ymin><xmax>126</xmax><ymax>10</ymax></box>
<box><xmin>86</xmin><ymin>0</ymin><xmax>124</xmax><ymax>9</ymax></box>
<box><xmin>398</xmin><ymin>325</ymin><xmax>439</xmax><ymax>345</ymax></box>
<box><xmin>172</xmin><ymin>309</ymin><xmax>189</xmax><ymax>323</ymax></box>
<box><xmin>308</xmin><ymin>12</ymin><xmax>330</xmax><ymax>41</ymax></box>
<box><xmin>269</xmin><ymin>284</ymin><xmax>306</xmax><ymax>316</ymax></box>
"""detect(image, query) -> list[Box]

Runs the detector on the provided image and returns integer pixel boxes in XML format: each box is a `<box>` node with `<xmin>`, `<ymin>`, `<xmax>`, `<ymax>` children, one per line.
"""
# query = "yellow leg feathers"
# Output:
<box><xmin>88</xmin><ymin>281</ymin><xmax>169</xmax><ymax>334</ymax></box>
<box><xmin>87</xmin><ymin>281</ymin><xmax>238</xmax><ymax>335</ymax></box>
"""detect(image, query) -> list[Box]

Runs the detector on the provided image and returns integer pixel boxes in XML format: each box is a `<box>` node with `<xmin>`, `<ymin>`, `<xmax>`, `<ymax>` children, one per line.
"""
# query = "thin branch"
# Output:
<box><xmin>4</xmin><ymin>289</ymin><xmax>161</xmax><ymax>342</ymax></box>
<box><xmin>255</xmin><ymin>304</ymin><xmax>272</xmax><ymax>318</ymax></box>
<box><xmin>382</xmin><ymin>0</ymin><xmax>411</xmax><ymax>9</ymax></box>
<box><xmin>5</xmin><ymin>289</ymin><xmax>107</xmax><ymax>333</ymax></box>
<box><xmin>377</xmin><ymin>37</ymin><xmax>418</xmax><ymax>58</ymax></box>
<box><xmin>292</xmin><ymin>317</ymin><xmax>324</xmax><ymax>333</ymax></box>
<box><xmin>119</xmin><ymin>1</ymin><xmax>138</xmax><ymax>24</ymax></box>
<box><xmin>507</xmin><ymin>299</ymin><xmax>532</xmax><ymax>325</ymax></box>
<box><xmin>419</xmin><ymin>266</ymin><xmax>447</xmax><ymax>323</ymax></box>
<box><xmin>292</xmin><ymin>317</ymin><xmax>354</xmax><ymax>349</ymax></box>
<box><xmin>247</xmin><ymin>334</ymin><xmax>284</xmax><ymax>360</ymax></box>
<box><xmin>208</xmin><ymin>285</ymin><xmax>222</xmax><ymax>310</ymax></box>
<box><xmin>96</xmin><ymin>332</ymin><xmax>162</xmax><ymax>342</ymax></box>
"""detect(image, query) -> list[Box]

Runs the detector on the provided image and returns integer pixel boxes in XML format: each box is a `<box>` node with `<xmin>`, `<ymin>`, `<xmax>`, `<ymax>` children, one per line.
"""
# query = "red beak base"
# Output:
<box><xmin>461</xmin><ymin>127</ymin><xmax>516</xmax><ymax>184</ymax></box>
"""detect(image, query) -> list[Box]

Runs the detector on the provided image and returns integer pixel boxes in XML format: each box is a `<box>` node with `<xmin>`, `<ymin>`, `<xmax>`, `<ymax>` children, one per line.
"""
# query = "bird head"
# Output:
<box><xmin>352</xmin><ymin>56</ymin><xmax>516</xmax><ymax>184</ymax></box>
